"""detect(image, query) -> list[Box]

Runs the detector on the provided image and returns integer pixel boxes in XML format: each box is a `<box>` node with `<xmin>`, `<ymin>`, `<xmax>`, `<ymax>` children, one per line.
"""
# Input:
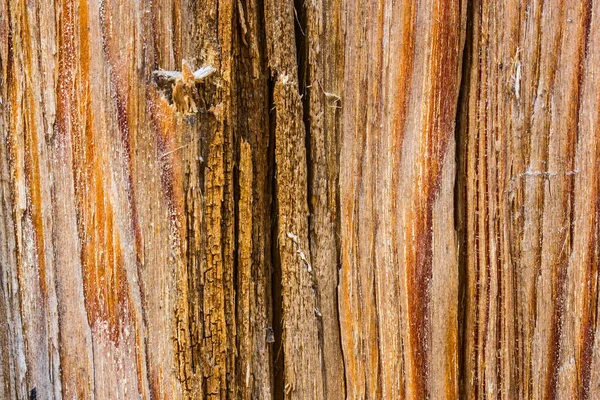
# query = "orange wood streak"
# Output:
<box><xmin>98</xmin><ymin>0</ymin><xmax>147</xmax><ymax>271</ymax></box>
<box><xmin>20</xmin><ymin>0</ymin><xmax>48</xmax><ymax>299</ymax></box>
<box><xmin>24</xmin><ymin>102</ymin><xmax>48</xmax><ymax>297</ymax></box>
<box><xmin>77</xmin><ymin>128</ymin><xmax>132</xmax><ymax>343</ymax></box>
<box><xmin>56</xmin><ymin>0</ymin><xmax>77</xmax><ymax>147</ymax></box>
<box><xmin>404</xmin><ymin>1</ymin><xmax>463</xmax><ymax>398</ymax></box>
<box><xmin>56</xmin><ymin>0</ymin><xmax>135</xmax><ymax>344</ymax></box>
<box><xmin>148</xmin><ymin>90</ymin><xmax>186</xmax><ymax>243</ymax></box>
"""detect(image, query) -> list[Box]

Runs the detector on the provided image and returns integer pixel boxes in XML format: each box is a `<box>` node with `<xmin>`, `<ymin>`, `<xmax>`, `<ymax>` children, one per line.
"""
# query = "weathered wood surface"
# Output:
<box><xmin>1</xmin><ymin>0</ymin><xmax>599</xmax><ymax>399</ymax></box>
<box><xmin>457</xmin><ymin>1</ymin><xmax>600</xmax><ymax>399</ymax></box>
<box><xmin>339</xmin><ymin>0</ymin><xmax>465</xmax><ymax>398</ymax></box>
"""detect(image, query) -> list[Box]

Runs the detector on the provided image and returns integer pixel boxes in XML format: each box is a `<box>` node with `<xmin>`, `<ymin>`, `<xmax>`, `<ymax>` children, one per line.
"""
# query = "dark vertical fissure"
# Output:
<box><xmin>573</xmin><ymin>4</ymin><xmax>594</xmax><ymax>397</ymax></box>
<box><xmin>231</xmin><ymin>1</ymin><xmax>244</xmax><ymax>393</ymax></box>
<box><xmin>293</xmin><ymin>0</ymin><xmax>312</xmax><ymax>253</ymax></box>
<box><xmin>293</xmin><ymin>0</ymin><xmax>330</xmax><ymax>397</ymax></box>
<box><xmin>455</xmin><ymin>0</ymin><xmax>474</xmax><ymax>396</ymax></box>
<box><xmin>231</xmin><ymin>98</ymin><xmax>241</xmax><ymax>393</ymax></box>
<box><xmin>267</xmin><ymin>73</ymin><xmax>285</xmax><ymax>400</ymax></box>
<box><xmin>293</xmin><ymin>0</ymin><xmax>311</xmax><ymax>241</ymax></box>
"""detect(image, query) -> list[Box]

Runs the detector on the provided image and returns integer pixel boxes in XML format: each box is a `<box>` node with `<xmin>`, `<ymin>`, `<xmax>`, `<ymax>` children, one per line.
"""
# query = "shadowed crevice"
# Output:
<box><xmin>267</xmin><ymin>72</ymin><xmax>285</xmax><ymax>400</ymax></box>
<box><xmin>454</xmin><ymin>0</ymin><xmax>474</xmax><ymax>396</ymax></box>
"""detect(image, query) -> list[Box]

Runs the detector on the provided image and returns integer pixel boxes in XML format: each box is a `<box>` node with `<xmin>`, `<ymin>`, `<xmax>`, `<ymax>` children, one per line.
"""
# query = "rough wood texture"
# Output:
<box><xmin>2</xmin><ymin>0</ymin><xmax>600</xmax><ymax>398</ymax></box>
<box><xmin>339</xmin><ymin>1</ymin><xmax>465</xmax><ymax>398</ymax></box>
<box><xmin>0</xmin><ymin>0</ymin><xmax>244</xmax><ymax>397</ymax></box>
<box><xmin>457</xmin><ymin>1</ymin><xmax>600</xmax><ymax>399</ymax></box>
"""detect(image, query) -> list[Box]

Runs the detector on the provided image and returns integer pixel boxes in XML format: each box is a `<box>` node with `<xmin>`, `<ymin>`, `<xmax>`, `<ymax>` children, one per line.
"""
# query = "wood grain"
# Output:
<box><xmin>339</xmin><ymin>0</ymin><xmax>466</xmax><ymax>398</ymax></box>
<box><xmin>2</xmin><ymin>0</ymin><xmax>600</xmax><ymax>398</ymax></box>
<box><xmin>457</xmin><ymin>1</ymin><xmax>600</xmax><ymax>399</ymax></box>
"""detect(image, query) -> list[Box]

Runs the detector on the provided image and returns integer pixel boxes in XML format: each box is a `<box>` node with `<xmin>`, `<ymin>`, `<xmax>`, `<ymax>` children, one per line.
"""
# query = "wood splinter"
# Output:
<box><xmin>152</xmin><ymin>62</ymin><xmax>216</xmax><ymax>115</ymax></box>
<box><xmin>152</xmin><ymin>65</ymin><xmax>216</xmax><ymax>84</ymax></box>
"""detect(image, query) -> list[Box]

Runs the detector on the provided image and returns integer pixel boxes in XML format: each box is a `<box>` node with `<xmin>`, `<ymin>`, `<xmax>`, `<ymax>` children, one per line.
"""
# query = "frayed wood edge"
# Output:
<box><xmin>152</xmin><ymin>65</ymin><xmax>216</xmax><ymax>83</ymax></box>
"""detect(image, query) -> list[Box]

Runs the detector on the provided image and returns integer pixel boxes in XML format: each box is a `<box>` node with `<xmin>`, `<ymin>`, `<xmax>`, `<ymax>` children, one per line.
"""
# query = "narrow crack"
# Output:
<box><xmin>266</xmin><ymin>72</ymin><xmax>285</xmax><ymax>400</ymax></box>
<box><xmin>454</xmin><ymin>0</ymin><xmax>474</xmax><ymax>396</ymax></box>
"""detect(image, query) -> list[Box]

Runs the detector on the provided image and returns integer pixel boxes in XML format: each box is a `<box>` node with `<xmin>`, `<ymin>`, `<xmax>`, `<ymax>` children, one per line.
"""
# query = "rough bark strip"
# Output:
<box><xmin>233</xmin><ymin>0</ymin><xmax>275</xmax><ymax>394</ymax></box>
<box><xmin>303</xmin><ymin>0</ymin><xmax>346</xmax><ymax>395</ymax></box>
<box><xmin>263</xmin><ymin>0</ymin><xmax>326</xmax><ymax>395</ymax></box>
<box><xmin>272</xmin><ymin>76</ymin><xmax>324</xmax><ymax>399</ymax></box>
<box><xmin>236</xmin><ymin>139</ymin><xmax>254</xmax><ymax>399</ymax></box>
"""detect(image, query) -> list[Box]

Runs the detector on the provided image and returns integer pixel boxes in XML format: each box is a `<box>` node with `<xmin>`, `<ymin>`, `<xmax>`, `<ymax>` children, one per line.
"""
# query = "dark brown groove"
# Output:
<box><xmin>371</xmin><ymin>0</ymin><xmax>386</xmax><ymax>396</ymax></box>
<box><xmin>473</xmin><ymin>41</ymin><xmax>483</xmax><ymax>399</ymax></box>
<box><xmin>574</xmin><ymin>3</ymin><xmax>594</xmax><ymax>397</ymax></box>
<box><xmin>267</xmin><ymin>73</ymin><xmax>284</xmax><ymax>400</ymax></box>
<box><xmin>579</xmin><ymin>90</ymin><xmax>600</xmax><ymax>400</ymax></box>
<box><xmin>455</xmin><ymin>0</ymin><xmax>474</xmax><ymax>395</ymax></box>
